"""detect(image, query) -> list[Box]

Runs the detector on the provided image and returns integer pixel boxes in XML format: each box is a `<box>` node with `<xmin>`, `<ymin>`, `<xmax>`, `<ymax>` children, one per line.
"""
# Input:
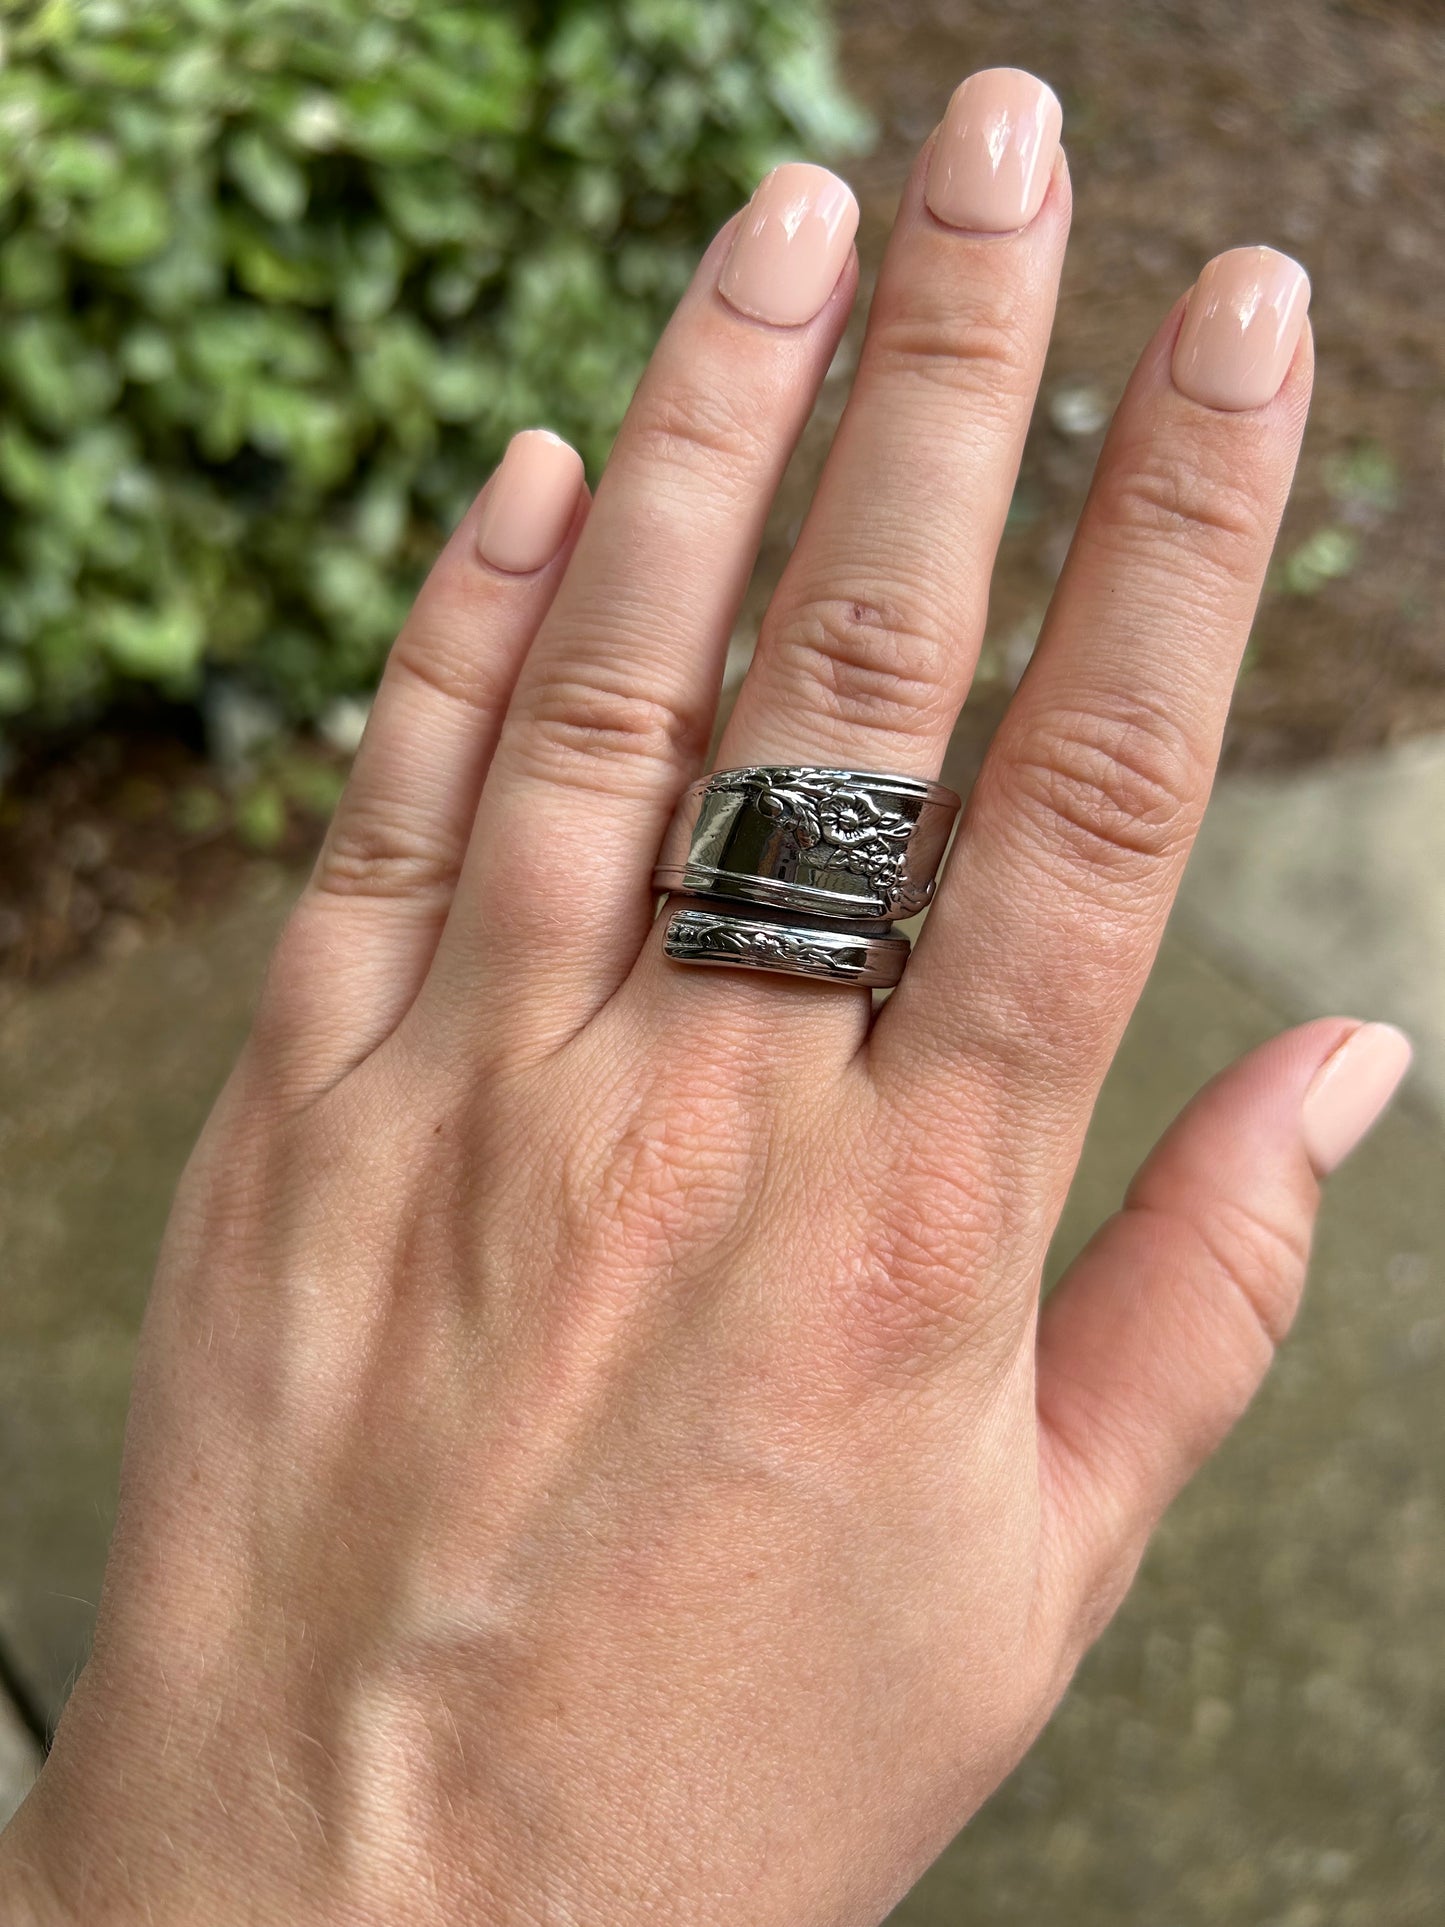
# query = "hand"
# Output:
<box><xmin>1</xmin><ymin>67</ymin><xmax>1409</xmax><ymax>1927</ymax></box>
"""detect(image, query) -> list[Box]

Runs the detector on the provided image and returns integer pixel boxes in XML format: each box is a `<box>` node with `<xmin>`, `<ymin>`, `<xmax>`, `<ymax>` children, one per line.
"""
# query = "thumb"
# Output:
<box><xmin>1034</xmin><ymin>1016</ymin><xmax>1411</xmax><ymax>1653</ymax></box>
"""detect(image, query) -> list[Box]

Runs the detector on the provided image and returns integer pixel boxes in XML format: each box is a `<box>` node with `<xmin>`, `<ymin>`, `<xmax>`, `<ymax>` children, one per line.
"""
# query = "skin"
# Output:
<box><xmin>0</xmin><ymin>98</ymin><xmax>1342</xmax><ymax>1927</ymax></box>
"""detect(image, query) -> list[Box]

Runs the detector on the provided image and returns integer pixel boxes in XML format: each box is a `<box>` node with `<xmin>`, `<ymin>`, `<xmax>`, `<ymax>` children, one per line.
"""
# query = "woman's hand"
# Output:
<box><xmin>1</xmin><ymin>67</ymin><xmax>1410</xmax><ymax>1927</ymax></box>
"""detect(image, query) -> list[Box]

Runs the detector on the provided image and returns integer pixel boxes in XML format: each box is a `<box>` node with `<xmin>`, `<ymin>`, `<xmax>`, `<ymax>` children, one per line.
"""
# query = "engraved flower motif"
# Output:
<box><xmin>712</xmin><ymin>770</ymin><xmax>927</xmax><ymax>915</ymax></box>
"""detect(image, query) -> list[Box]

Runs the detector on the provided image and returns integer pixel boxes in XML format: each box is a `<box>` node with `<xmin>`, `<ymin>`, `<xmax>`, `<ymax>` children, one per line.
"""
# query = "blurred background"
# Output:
<box><xmin>0</xmin><ymin>1</ymin><xmax>1441</xmax><ymax>1919</ymax></box>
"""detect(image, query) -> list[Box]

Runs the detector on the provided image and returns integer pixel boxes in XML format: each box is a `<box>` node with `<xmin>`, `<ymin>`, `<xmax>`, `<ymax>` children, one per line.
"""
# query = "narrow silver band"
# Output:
<box><xmin>662</xmin><ymin>906</ymin><xmax>909</xmax><ymax>990</ymax></box>
<box><xmin>653</xmin><ymin>765</ymin><xmax>960</xmax><ymax>924</ymax></box>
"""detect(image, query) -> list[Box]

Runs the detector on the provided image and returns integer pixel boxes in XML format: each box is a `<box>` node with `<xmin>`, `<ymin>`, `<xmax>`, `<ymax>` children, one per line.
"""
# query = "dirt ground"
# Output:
<box><xmin>821</xmin><ymin>0</ymin><xmax>1445</xmax><ymax>763</ymax></box>
<box><xmin>2</xmin><ymin>0</ymin><xmax>1441</xmax><ymax>985</ymax></box>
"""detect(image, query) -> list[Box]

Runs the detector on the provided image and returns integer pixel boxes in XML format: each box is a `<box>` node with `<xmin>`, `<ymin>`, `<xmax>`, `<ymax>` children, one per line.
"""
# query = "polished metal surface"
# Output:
<box><xmin>662</xmin><ymin>906</ymin><xmax>909</xmax><ymax>989</ymax></box>
<box><xmin>653</xmin><ymin>766</ymin><xmax>960</xmax><ymax>922</ymax></box>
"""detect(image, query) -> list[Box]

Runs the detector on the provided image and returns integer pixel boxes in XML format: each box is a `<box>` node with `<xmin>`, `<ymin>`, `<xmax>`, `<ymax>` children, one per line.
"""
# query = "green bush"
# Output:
<box><xmin>0</xmin><ymin>0</ymin><xmax>868</xmax><ymax>729</ymax></box>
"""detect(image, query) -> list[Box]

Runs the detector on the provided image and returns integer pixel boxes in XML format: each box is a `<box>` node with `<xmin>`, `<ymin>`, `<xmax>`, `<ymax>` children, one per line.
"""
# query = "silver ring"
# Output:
<box><xmin>662</xmin><ymin>906</ymin><xmax>909</xmax><ymax>990</ymax></box>
<box><xmin>653</xmin><ymin>765</ymin><xmax>960</xmax><ymax>923</ymax></box>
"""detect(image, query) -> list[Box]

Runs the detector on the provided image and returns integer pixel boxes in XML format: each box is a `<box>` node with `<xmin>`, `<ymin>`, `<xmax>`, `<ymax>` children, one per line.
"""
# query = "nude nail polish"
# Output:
<box><xmin>1172</xmin><ymin>246</ymin><xmax>1311</xmax><ymax>411</ymax></box>
<box><xmin>1301</xmin><ymin>1023</ymin><xmax>1412</xmax><ymax>1176</ymax></box>
<box><xmin>719</xmin><ymin>163</ymin><xmax>859</xmax><ymax>328</ymax></box>
<box><xmin>925</xmin><ymin>67</ymin><xmax>1062</xmax><ymax>233</ymax></box>
<box><xmin>474</xmin><ymin>429</ymin><xmax>584</xmax><ymax>573</ymax></box>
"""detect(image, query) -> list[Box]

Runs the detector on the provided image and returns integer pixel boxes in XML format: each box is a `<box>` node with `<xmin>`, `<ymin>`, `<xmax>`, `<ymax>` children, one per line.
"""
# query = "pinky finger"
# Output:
<box><xmin>1034</xmin><ymin>1018</ymin><xmax>1412</xmax><ymax>1660</ymax></box>
<box><xmin>255</xmin><ymin>430</ymin><xmax>587</xmax><ymax>1095</ymax></box>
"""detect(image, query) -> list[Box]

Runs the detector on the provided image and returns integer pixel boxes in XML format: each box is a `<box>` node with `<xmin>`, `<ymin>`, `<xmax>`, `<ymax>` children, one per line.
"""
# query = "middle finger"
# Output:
<box><xmin>715</xmin><ymin>68</ymin><xmax>1068</xmax><ymax>781</ymax></box>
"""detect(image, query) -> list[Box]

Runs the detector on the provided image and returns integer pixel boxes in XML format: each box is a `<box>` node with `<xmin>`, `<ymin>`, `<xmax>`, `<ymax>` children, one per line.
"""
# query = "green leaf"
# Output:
<box><xmin>1</xmin><ymin>315</ymin><xmax>120</xmax><ymax>429</ymax></box>
<box><xmin>352</xmin><ymin>474</ymin><xmax>410</xmax><ymax>557</ymax></box>
<box><xmin>72</xmin><ymin>178</ymin><xmax>174</xmax><ymax>265</ymax></box>
<box><xmin>335</xmin><ymin>221</ymin><xmax>405</xmax><ymax>324</ymax></box>
<box><xmin>227</xmin><ymin>129</ymin><xmax>309</xmax><ymax>223</ymax></box>
<box><xmin>1323</xmin><ymin>442</ymin><xmax>1400</xmax><ymax>516</ymax></box>
<box><xmin>99</xmin><ymin>597</ymin><xmax>206</xmax><ymax>682</ymax></box>
<box><xmin>377</xmin><ymin>166</ymin><xmax>488</xmax><ymax>249</ymax></box>
<box><xmin>0</xmin><ymin>421</ymin><xmax>53</xmax><ymax>507</ymax></box>
<box><xmin>277</xmin><ymin>750</ymin><xmax>347</xmax><ymax>817</ymax></box>
<box><xmin>340</xmin><ymin>83</ymin><xmax>443</xmax><ymax>162</ymax></box>
<box><xmin>230</xmin><ymin>224</ymin><xmax>331</xmax><ymax>305</ymax></box>
<box><xmin>119</xmin><ymin>324</ymin><xmax>177</xmax><ymax>384</ymax></box>
<box><xmin>1281</xmin><ymin>527</ymin><xmax>1362</xmax><ymax>597</ymax></box>
<box><xmin>35</xmin><ymin>132</ymin><xmax>123</xmax><ymax>199</ymax></box>
<box><xmin>426</xmin><ymin>352</ymin><xmax>498</xmax><ymax>422</ymax></box>
<box><xmin>132</xmin><ymin>197</ymin><xmax>226</xmax><ymax>310</ymax></box>
<box><xmin>172</xmin><ymin>783</ymin><xmax>226</xmax><ymax>834</ymax></box>
<box><xmin>234</xmin><ymin>779</ymin><xmax>289</xmax><ymax>851</ymax></box>
<box><xmin>0</xmin><ymin>655</ymin><xmax>35</xmax><ymax>716</ymax></box>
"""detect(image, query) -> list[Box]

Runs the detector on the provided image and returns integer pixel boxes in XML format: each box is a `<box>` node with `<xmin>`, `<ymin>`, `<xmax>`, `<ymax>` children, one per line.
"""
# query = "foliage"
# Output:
<box><xmin>0</xmin><ymin>0</ymin><xmax>869</xmax><ymax>729</ymax></box>
<box><xmin>1279</xmin><ymin>527</ymin><xmax>1361</xmax><ymax>599</ymax></box>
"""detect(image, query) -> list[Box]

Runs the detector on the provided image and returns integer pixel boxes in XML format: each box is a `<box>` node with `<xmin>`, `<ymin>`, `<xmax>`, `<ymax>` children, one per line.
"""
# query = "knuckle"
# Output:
<box><xmin>1173</xmin><ymin>1191</ymin><xmax>1312</xmax><ymax>1350</ymax></box>
<box><xmin>627</xmin><ymin>372</ymin><xmax>776</xmax><ymax>497</ymax></box>
<box><xmin>389</xmin><ymin>624</ymin><xmax>504</xmax><ymax>721</ymax></box>
<box><xmin>1101</xmin><ymin>437</ymin><xmax>1269</xmax><ymax>564</ymax></box>
<box><xmin>314</xmin><ymin>806</ymin><xmax>461</xmax><ymax>905</ymax></box>
<box><xmin>824</xmin><ymin>1125</ymin><xmax>1021</xmax><ymax>1380</ymax></box>
<box><xmin>593</xmin><ymin>1101</ymin><xmax>755</xmax><ymax>1269</ymax></box>
<box><xmin>867</xmin><ymin>290</ymin><xmax>1039</xmax><ymax>409</ymax></box>
<box><xmin>763</xmin><ymin>592</ymin><xmax>958</xmax><ymax>750</ymax></box>
<box><xmin>550</xmin><ymin>1051</ymin><xmax>772</xmax><ymax>1293</ymax></box>
<box><xmin>1001</xmin><ymin>695</ymin><xmax>1203</xmax><ymax>880</ymax></box>
<box><xmin>854</xmin><ymin>1207</ymin><xmax>1007</xmax><ymax>1366</ymax></box>
<box><xmin>512</xmin><ymin>667</ymin><xmax>705</xmax><ymax>794</ymax></box>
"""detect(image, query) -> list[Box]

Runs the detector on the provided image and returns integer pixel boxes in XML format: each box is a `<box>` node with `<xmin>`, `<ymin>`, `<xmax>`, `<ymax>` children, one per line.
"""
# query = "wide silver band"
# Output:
<box><xmin>662</xmin><ymin>906</ymin><xmax>909</xmax><ymax>990</ymax></box>
<box><xmin>653</xmin><ymin>765</ymin><xmax>960</xmax><ymax>924</ymax></box>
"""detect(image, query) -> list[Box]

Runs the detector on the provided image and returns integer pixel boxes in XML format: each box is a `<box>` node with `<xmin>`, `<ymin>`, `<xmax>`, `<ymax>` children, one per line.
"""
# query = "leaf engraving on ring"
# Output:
<box><xmin>664</xmin><ymin>914</ymin><xmax>862</xmax><ymax>977</ymax></box>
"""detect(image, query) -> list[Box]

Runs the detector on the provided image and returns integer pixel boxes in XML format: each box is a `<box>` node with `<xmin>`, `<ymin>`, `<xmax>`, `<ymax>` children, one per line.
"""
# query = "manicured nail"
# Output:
<box><xmin>925</xmin><ymin>67</ymin><xmax>1062</xmax><ymax>233</ymax></box>
<box><xmin>1301</xmin><ymin>1023</ymin><xmax>1412</xmax><ymax>1176</ymax></box>
<box><xmin>719</xmin><ymin>163</ymin><xmax>859</xmax><ymax>328</ymax></box>
<box><xmin>1172</xmin><ymin>246</ymin><xmax>1311</xmax><ymax>411</ymax></box>
<box><xmin>474</xmin><ymin>429</ymin><xmax>584</xmax><ymax>573</ymax></box>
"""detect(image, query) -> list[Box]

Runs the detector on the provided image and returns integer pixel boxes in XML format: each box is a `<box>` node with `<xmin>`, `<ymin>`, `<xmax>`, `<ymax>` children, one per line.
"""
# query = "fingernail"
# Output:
<box><xmin>474</xmin><ymin>429</ymin><xmax>584</xmax><ymax>573</ymax></box>
<box><xmin>1301</xmin><ymin>1023</ymin><xmax>1412</xmax><ymax>1176</ymax></box>
<box><xmin>1171</xmin><ymin>246</ymin><xmax>1311</xmax><ymax>411</ymax></box>
<box><xmin>718</xmin><ymin>163</ymin><xmax>859</xmax><ymax>328</ymax></box>
<box><xmin>925</xmin><ymin>67</ymin><xmax>1062</xmax><ymax>233</ymax></box>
